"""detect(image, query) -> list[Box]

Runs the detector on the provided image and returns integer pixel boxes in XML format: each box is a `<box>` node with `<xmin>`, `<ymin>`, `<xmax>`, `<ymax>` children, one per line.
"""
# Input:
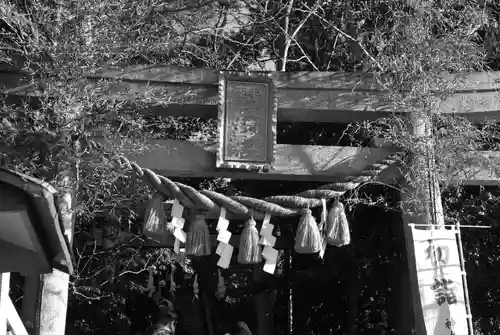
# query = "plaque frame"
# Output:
<box><xmin>216</xmin><ymin>71</ymin><xmax>277</xmax><ymax>172</ymax></box>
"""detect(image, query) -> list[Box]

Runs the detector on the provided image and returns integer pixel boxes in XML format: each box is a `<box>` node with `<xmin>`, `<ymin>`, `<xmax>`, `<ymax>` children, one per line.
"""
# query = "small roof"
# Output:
<box><xmin>0</xmin><ymin>168</ymin><xmax>74</xmax><ymax>274</ymax></box>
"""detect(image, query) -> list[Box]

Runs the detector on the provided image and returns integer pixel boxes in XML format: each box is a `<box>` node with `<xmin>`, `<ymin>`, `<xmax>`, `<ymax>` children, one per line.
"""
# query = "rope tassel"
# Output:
<box><xmin>143</xmin><ymin>193</ymin><xmax>172</xmax><ymax>244</ymax></box>
<box><xmin>294</xmin><ymin>208</ymin><xmax>322</xmax><ymax>254</ymax></box>
<box><xmin>238</xmin><ymin>217</ymin><xmax>262</xmax><ymax>264</ymax></box>
<box><xmin>326</xmin><ymin>199</ymin><xmax>351</xmax><ymax>247</ymax></box>
<box><xmin>186</xmin><ymin>214</ymin><xmax>211</xmax><ymax>256</ymax></box>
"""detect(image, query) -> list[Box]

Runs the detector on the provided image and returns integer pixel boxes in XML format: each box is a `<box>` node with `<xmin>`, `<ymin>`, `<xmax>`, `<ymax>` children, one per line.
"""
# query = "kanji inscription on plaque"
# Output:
<box><xmin>216</xmin><ymin>73</ymin><xmax>277</xmax><ymax>171</ymax></box>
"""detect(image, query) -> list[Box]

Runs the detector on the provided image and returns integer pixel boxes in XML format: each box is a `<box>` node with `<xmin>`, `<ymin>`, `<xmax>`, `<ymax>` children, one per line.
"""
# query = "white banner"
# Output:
<box><xmin>411</xmin><ymin>227</ymin><xmax>470</xmax><ymax>335</ymax></box>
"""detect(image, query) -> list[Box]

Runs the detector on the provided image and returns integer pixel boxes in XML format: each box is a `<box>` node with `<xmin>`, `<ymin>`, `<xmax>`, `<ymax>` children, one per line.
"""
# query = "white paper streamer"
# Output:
<box><xmin>259</xmin><ymin>213</ymin><xmax>278</xmax><ymax>274</ymax></box>
<box><xmin>319</xmin><ymin>198</ymin><xmax>327</xmax><ymax>259</ymax></box>
<box><xmin>216</xmin><ymin>241</ymin><xmax>227</xmax><ymax>255</ymax></box>
<box><xmin>216</xmin><ymin>207</ymin><xmax>232</xmax><ymax>268</ymax></box>
<box><xmin>174</xmin><ymin>238</ymin><xmax>180</xmax><ymax>254</ymax></box>
<box><xmin>217</xmin><ymin>244</ymin><xmax>233</xmax><ymax>269</ymax></box>
<box><xmin>262</xmin><ymin>245</ymin><xmax>278</xmax><ymax>274</ymax></box>
<box><xmin>171</xmin><ymin>199</ymin><xmax>185</xmax><ymax>254</ymax></box>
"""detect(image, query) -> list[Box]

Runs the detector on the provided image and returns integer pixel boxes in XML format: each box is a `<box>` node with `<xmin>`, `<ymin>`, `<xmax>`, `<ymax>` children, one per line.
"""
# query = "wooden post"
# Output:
<box><xmin>39</xmin><ymin>179</ymin><xmax>76</xmax><ymax>335</ymax></box>
<box><xmin>254</xmin><ymin>289</ymin><xmax>277</xmax><ymax>335</ymax></box>
<box><xmin>22</xmin><ymin>173</ymin><xmax>77</xmax><ymax>335</ymax></box>
<box><xmin>252</xmin><ymin>263</ymin><xmax>278</xmax><ymax>335</ymax></box>
<box><xmin>1</xmin><ymin>272</ymin><xmax>10</xmax><ymax>334</ymax></box>
<box><xmin>21</xmin><ymin>275</ymin><xmax>41</xmax><ymax>333</ymax></box>
<box><xmin>400</xmin><ymin>110</ymin><xmax>445</xmax><ymax>335</ymax></box>
<box><xmin>2</xmin><ymin>272</ymin><xmax>30</xmax><ymax>335</ymax></box>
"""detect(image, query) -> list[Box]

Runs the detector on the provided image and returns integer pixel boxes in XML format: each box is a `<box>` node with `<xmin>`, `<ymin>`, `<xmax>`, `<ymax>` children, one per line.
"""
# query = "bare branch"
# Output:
<box><xmin>153</xmin><ymin>0</ymin><xmax>220</xmax><ymax>15</ymax></box>
<box><xmin>226</xmin><ymin>35</ymin><xmax>254</xmax><ymax>69</ymax></box>
<box><xmin>308</xmin><ymin>7</ymin><xmax>384</xmax><ymax>72</ymax></box>
<box><xmin>252</xmin><ymin>1</ymin><xmax>319</xmax><ymax>71</ymax></box>
<box><xmin>280</xmin><ymin>0</ymin><xmax>294</xmax><ymax>71</ymax></box>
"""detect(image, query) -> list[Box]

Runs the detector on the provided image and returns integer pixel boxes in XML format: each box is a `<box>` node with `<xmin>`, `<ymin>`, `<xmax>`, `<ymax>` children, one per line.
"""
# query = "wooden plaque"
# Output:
<box><xmin>217</xmin><ymin>72</ymin><xmax>277</xmax><ymax>171</ymax></box>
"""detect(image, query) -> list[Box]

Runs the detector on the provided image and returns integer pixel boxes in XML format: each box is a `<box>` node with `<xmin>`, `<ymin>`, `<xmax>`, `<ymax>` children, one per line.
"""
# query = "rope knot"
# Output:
<box><xmin>301</xmin><ymin>208</ymin><xmax>312</xmax><ymax>215</ymax></box>
<box><xmin>193</xmin><ymin>208</ymin><xmax>208</xmax><ymax>219</ymax></box>
<box><xmin>245</xmin><ymin>218</ymin><xmax>256</xmax><ymax>228</ymax></box>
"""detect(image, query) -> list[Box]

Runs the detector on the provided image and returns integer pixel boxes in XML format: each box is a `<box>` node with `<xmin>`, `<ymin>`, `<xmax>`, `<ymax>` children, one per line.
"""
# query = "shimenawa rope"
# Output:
<box><xmin>116</xmin><ymin>151</ymin><xmax>402</xmax><ymax>218</ymax></box>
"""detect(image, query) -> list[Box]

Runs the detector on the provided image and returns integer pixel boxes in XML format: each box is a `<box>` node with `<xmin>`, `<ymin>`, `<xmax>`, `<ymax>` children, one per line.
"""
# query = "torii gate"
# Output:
<box><xmin>2</xmin><ymin>67</ymin><xmax>500</xmax><ymax>335</ymax></box>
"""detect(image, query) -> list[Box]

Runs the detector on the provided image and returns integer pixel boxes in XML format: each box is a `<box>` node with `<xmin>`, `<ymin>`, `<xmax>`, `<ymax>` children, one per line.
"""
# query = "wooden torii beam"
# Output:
<box><xmin>4</xmin><ymin>66</ymin><xmax>500</xmax><ymax>183</ymax></box>
<box><xmin>86</xmin><ymin>66</ymin><xmax>500</xmax><ymax>123</ymax></box>
<box><xmin>2</xmin><ymin>67</ymin><xmax>500</xmax><ymax>124</ymax></box>
<box><xmin>107</xmin><ymin>138</ymin><xmax>500</xmax><ymax>185</ymax></box>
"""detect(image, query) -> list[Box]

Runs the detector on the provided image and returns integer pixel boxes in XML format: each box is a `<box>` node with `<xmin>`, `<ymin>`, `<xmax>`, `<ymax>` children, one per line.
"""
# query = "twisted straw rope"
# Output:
<box><xmin>117</xmin><ymin>151</ymin><xmax>402</xmax><ymax>218</ymax></box>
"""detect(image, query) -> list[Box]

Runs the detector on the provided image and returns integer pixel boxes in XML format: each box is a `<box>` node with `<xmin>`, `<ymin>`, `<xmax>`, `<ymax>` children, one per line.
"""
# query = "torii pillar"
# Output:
<box><xmin>399</xmin><ymin>110</ymin><xmax>445</xmax><ymax>334</ymax></box>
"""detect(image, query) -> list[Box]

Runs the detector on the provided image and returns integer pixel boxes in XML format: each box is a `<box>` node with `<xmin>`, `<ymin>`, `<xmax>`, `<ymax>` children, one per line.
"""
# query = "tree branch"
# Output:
<box><xmin>309</xmin><ymin>7</ymin><xmax>384</xmax><ymax>72</ymax></box>
<box><xmin>258</xmin><ymin>1</ymin><xmax>318</xmax><ymax>71</ymax></box>
<box><xmin>280</xmin><ymin>0</ymin><xmax>294</xmax><ymax>71</ymax></box>
<box><xmin>154</xmin><ymin>0</ymin><xmax>220</xmax><ymax>15</ymax></box>
<box><xmin>281</xmin><ymin>1</ymin><xmax>319</xmax><ymax>71</ymax></box>
<box><xmin>226</xmin><ymin>35</ymin><xmax>254</xmax><ymax>69</ymax></box>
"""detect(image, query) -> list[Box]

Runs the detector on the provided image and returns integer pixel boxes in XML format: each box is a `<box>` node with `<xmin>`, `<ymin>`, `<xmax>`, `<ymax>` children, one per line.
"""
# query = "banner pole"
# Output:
<box><xmin>454</xmin><ymin>221</ymin><xmax>474</xmax><ymax>335</ymax></box>
<box><xmin>409</xmin><ymin>223</ymin><xmax>491</xmax><ymax>229</ymax></box>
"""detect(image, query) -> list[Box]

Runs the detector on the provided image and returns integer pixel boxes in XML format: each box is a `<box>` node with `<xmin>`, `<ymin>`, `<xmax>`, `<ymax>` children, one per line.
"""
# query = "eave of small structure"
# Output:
<box><xmin>0</xmin><ymin>168</ymin><xmax>74</xmax><ymax>274</ymax></box>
